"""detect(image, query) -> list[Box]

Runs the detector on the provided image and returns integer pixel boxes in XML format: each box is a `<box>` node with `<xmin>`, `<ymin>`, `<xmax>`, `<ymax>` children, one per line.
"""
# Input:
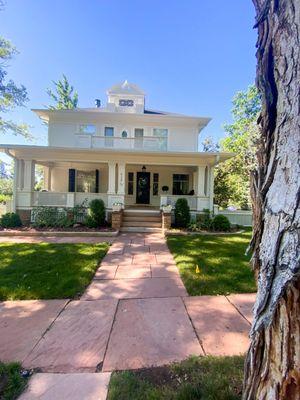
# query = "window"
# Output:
<box><xmin>134</xmin><ymin>128</ymin><xmax>144</xmax><ymax>149</ymax></box>
<box><xmin>153</xmin><ymin>173</ymin><xmax>159</xmax><ymax>196</ymax></box>
<box><xmin>153</xmin><ymin>128</ymin><xmax>168</xmax><ymax>151</ymax></box>
<box><xmin>105</xmin><ymin>127</ymin><xmax>114</xmax><ymax>147</ymax></box>
<box><xmin>76</xmin><ymin>170</ymin><xmax>96</xmax><ymax>193</ymax></box>
<box><xmin>173</xmin><ymin>174</ymin><xmax>189</xmax><ymax>195</ymax></box>
<box><xmin>121</xmin><ymin>130</ymin><xmax>128</xmax><ymax>138</ymax></box>
<box><xmin>128</xmin><ymin>172</ymin><xmax>134</xmax><ymax>195</ymax></box>
<box><xmin>79</xmin><ymin>124</ymin><xmax>96</xmax><ymax>135</ymax></box>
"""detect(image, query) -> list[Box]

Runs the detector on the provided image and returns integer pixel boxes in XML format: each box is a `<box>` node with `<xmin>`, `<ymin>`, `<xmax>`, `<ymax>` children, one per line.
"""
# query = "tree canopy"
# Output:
<box><xmin>0</xmin><ymin>37</ymin><xmax>30</xmax><ymax>138</ymax></box>
<box><xmin>47</xmin><ymin>74</ymin><xmax>78</xmax><ymax>110</ymax></box>
<box><xmin>214</xmin><ymin>85</ymin><xmax>261</xmax><ymax>209</ymax></box>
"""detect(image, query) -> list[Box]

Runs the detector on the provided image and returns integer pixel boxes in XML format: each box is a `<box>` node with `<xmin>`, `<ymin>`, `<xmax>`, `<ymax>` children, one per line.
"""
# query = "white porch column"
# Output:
<box><xmin>107</xmin><ymin>161</ymin><xmax>116</xmax><ymax>194</ymax></box>
<box><xmin>117</xmin><ymin>162</ymin><xmax>126</xmax><ymax>195</ymax></box>
<box><xmin>197</xmin><ymin>165</ymin><xmax>206</xmax><ymax>196</ymax></box>
<box><xmin>209</xmin><ymin>166</ymin><xmax>215</xmax><ymax>211</ymax></box>
<box><xmin>17</xmin><ymin>159</ymin><xmax>24</xmax><ymax>190</ymax></box>
<box><xmin>196</xmin><ymin>165</ymin><xmax>206</xmax><ymax>211</ymax></box>
<box><xmin>23</xmin><ymin>160</ymin><xmax>35</xmax><ymax>192</ymax></box>
<box><xmin>44</xmin><ymin>166</ymin><xmax>52</xmax><ymax>191</ymax></box>
<box><xmin>12</xmin><ymin>159</ymin><xmax>19</xmax><ymax>212</ymax></box>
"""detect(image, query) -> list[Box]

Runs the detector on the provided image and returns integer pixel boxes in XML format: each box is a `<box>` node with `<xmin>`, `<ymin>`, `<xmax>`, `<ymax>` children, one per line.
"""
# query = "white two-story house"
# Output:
<box><xmin>1</xmin><ymin>81</ymin><xmax>233</xmax><ymax>226</ymax></box>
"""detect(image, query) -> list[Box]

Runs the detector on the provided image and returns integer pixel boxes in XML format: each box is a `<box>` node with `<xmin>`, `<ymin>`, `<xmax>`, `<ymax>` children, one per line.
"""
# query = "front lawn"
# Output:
<box><xmin>167</xmin><ymin>229</ymin><xmax>256</xmax><ymax>295</ymax></box>
<box><xmin>0</xmin><ymin>362</ymin><xmax>27</xmax><ymax>400</ymax></box>
<box><xmin>108</xmin><ymin>355</ymin><xmax>244</xmax><ymax>400</ymax></box>
<box><xmin>0</xmin><ymin>242</ymin><xmax>109</xmax><ymax>300</ymax></box>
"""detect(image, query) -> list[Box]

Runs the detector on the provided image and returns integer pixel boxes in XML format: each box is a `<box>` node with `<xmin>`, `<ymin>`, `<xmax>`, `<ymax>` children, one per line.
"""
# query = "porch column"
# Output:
<box><xmin>23</xmin><ymin>160</ymin><xmax>35</xmax><ymax>192</ymax></box>
<box><xmin>44</xmin><ymin>166</ymin><xmax>52</xmax><ymax>191</ymax></box>
<box><xmin>117</xmin><ymin>162</ymin><xmax>126</xmax><ymax>195</ymax></box>
<box><xmin>17</xmin><ymin>159</ymin><xmax>24</xmax><ymax>190</ymax></box>
<box><xmin>209</xmin><ymin>166</ymin><xmax>215</xmax><ymax>211</ymax></box>
<box><xmin>12</xmin><ymin>159</ymin><xmax>19</xmax><ymax>212</ymax></box>
<box><xmin>107</xmin><ymin>161</ymin><xmax>116</xmax><ymax>194</ymax></box>
<box><xmin>197</xmin><ymin>166</ymin><xmax>206</xmax><ymax>196</ymax></box>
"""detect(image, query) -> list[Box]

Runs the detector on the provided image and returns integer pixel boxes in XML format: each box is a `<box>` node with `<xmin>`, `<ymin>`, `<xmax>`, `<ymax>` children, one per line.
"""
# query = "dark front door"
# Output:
<box><xmin>136</xmin><ymin>172</ymin><xmax>150</xmax><ymax>204</ymax></box>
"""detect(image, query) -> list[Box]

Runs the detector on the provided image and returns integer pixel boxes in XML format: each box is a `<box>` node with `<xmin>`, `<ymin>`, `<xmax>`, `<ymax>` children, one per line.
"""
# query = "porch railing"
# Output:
<box><xmin>160</xmin><ymin>195</ymin><xmax>210</xmax><ymax>211</ymax></box>
<box><xmin>32</xmin><ymin>192</ymin><xmax>108</xmax><ymax>208</ymax></box>
<box><xmin>74</xmin><ymin>135</ymin><xmax>168</xmax><ymax>152</ymax></box>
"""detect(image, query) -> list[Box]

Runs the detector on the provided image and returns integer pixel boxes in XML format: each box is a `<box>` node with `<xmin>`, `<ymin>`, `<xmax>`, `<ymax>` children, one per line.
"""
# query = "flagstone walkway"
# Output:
<box><xmin>0</xmin><ymin>232</ymin><xmax>256</xmax><ymax>400</ymax></box>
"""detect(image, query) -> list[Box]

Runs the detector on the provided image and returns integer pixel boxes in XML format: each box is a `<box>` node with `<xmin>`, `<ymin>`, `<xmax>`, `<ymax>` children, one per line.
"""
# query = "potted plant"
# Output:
<box><xmin>112</xmin><ymin>202</ymin><xmax>123</xmax><ymax>212</ymax></box>
<box><xmin>161</xmin><ymin>204</ymin><xmax>172</xmax><ymax>213</ymax></box>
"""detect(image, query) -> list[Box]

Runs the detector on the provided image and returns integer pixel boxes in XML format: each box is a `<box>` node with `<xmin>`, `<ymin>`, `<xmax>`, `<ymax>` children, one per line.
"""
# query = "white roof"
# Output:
<box><xmin>107</xmin><ymin>80</ymin><xmax>145</xmax><ymax>96</ymax></box>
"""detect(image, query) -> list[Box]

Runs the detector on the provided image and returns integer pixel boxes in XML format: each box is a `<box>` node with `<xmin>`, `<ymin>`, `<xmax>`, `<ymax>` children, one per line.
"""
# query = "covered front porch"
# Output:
<box><xmin>16</xmin><ymin>161</ymin><xmax>212</xmax><ymax>212</ymax></box>
<box><xmin>1</xmin><ymin>145</ymin><xmax>232</xmax><ymax>217</ymax></box>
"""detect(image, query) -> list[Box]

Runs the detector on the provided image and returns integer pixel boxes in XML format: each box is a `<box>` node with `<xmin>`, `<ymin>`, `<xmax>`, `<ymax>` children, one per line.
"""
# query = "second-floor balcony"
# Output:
<box><xmin>75</xmin><ymin>134</ymin><xmax>168</xmax><ymax>152</ymax></box>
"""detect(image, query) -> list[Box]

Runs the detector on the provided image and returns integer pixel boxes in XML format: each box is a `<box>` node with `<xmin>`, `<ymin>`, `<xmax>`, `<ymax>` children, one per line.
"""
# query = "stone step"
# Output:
<box><xmin>122</xmin><ymin>221</ymin><xmax>162</xmax><ymax>228</ymax></box>
<box><xmin>120</xmin><ymin>227</ymin><xmax>162</xmax><ymax>233</ymax></box>
<box><xmin>123</xmin><ymin>211</ymin><xmax>161</xmax><ymax>217</ymax></box>
<box><xmin>123</xmin><ymin>216</ymin><xmax>161</xmax><ymax>222</ymax></box>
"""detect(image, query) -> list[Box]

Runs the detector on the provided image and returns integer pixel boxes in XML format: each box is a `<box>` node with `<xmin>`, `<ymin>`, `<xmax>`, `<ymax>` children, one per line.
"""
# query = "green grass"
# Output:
<box><xmin>0</xmin><ymin>362</ymin><xmax>27</xmax><ymax>400</ymax></box>
<box><xmin>167</xmin><ymin>229</ymin><xmax>256</xmax><ymax>295</ymax></box>
<box><xmin>108</xmin><ymin>355</ymin><xmax>245</xmax><ymax>400</ymax></box>
<box><xmin>0</xmin><ymin>242</ymin><xmax>109</xmax><ymax>300</ymax></box>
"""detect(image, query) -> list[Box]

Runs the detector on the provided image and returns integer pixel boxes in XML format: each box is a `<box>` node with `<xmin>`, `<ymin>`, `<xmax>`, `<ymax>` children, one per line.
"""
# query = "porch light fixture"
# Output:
<box><xmin>142</xmin><ymin>165</ymin><xmax>146</xmax><ymax>171</ymax></box>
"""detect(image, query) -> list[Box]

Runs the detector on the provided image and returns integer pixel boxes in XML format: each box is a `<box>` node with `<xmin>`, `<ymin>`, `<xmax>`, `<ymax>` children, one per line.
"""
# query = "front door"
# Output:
<box><xmin>136</xmin><ymin>172</ymin><xmax>150</xmax><ymax>204</ymax></box>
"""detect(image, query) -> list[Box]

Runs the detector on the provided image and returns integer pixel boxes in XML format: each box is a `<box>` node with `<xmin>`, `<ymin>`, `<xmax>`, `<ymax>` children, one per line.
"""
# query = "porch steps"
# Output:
<box><xmin>120</xmin><ymin>209</ymin><xmax>162</xmax><ymax>232</ymax></box>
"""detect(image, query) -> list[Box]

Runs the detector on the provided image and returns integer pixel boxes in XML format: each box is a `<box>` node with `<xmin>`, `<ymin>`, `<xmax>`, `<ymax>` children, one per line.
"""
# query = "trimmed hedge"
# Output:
<box><xmin>174</xmin><ymin>198</ymin><xmax>191</xmax><ymax>228</ymax></box>
<box><xmin>0</xmin><ymin>212</ymin><xmax>22</xmax><ymax>228</ymax></box>
<box><xmin>211</xmin><ymin>214</ymin><xmax>231</xmax><ymax>232</ymax></box>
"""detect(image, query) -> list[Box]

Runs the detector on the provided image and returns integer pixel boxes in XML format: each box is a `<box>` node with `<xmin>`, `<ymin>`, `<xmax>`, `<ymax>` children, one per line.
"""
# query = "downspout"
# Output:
<box><xmin>4</xmin><ymin>149</ymin><xmax>18</xmax><ymax>212</ymax></box>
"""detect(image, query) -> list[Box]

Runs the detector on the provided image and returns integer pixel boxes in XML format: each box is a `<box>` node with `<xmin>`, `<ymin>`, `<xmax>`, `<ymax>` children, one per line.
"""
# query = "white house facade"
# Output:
<box><xmin>0</xmin><ymin>81</ymin><xmax>233</xmax><ymax>228</ymax></box>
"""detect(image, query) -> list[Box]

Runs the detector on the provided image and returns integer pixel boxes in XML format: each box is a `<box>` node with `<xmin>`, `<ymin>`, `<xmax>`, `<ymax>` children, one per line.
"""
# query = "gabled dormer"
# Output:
<box><xmin>106</xmin><ymin>80</ymin><xmax>145</xmax><ymax>114</ymax></box>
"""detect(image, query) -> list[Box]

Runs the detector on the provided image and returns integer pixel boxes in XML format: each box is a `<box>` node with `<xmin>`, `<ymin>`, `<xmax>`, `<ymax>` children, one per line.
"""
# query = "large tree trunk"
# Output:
<box><xmin>243</xmin><ymin>0</ymin><xmax>300</xmax><ymax>399</ymax></box>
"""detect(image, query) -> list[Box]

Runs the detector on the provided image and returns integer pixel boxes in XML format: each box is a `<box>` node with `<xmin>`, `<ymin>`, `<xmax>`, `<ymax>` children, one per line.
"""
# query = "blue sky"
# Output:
<box><xmin>1</xmin><ymin>0</ymin><xmax>257</xmax><ymax>161</ymax></box>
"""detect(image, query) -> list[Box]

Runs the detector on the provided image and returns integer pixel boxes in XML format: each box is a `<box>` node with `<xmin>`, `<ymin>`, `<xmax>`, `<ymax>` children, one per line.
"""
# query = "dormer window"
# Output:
<box><xmin>79</xmin><ymin>124</ymin><xmax>96</xmax><ymax>135</ymax></box>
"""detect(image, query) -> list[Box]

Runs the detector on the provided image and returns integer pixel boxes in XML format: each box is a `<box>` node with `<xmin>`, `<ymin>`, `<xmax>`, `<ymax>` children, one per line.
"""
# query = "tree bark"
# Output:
<box><xmin>243</xmin><ymin>0</ymin><xmax>300</xmax><ymax>399</ymax></box>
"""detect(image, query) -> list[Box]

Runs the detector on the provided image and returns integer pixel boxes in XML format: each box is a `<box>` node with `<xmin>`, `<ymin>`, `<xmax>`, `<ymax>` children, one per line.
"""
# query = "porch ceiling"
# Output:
<box><xmin>1</xmin><ymin>144</ymin><xmax>234</xmax><ymax>166</ymax></box>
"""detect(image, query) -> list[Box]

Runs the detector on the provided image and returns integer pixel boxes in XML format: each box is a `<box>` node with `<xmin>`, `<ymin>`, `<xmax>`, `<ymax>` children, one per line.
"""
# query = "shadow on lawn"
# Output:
<box><xmin>0</xmin><ymin>242</ymin><xmax>108</xmax><ymax>300</ymax></box>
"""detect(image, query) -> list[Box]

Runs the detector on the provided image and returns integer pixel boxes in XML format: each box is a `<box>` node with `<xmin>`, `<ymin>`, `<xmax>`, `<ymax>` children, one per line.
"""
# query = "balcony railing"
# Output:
<box><xmin>75</xmin><ymin>135</ymin><xmax>168</xmax><ymax>152</ymax></box>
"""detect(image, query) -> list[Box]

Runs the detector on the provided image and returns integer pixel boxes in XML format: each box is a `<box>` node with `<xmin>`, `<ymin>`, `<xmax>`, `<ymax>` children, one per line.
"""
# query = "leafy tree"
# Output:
<box><xmin>0</xmin><ymin>37</ymin><xmax>30</xmax><ymax>137</ymax></box>
<box><xmin>214</xmin><ymin>85</ymin><xmax>261</xmax><ymax>209</ymax></box>
<box><xmin>47</xmin><ymin>74</ymin><xmax>78</xmax><ymax>110</ymax></box>
<box><xmin>201</xmin><ymin>136</ymin><xmax>220</xmax><ymax>152</ymax></box>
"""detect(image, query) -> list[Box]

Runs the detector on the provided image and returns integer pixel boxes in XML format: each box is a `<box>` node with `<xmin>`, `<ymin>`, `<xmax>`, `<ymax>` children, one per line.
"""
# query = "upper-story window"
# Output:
<box><xmin>79</xmin><ymin>124</ymin><xmax>96</xmax><ymax>135</ymax></box>
<box><xmin>104</xmin><ymin>127</ymin><xmax>114</xmax><ymax>147</ymax></box>
<box><xmin>134</xmin><ymin>128</ymin><xmax>144</xmax><ymax>149</ymax></box>
<box><xmin>153</xmin><ymin>128</ymin><xmax>168</xmax><ymax>151</ymax></box>
<box><xmin>121</xmin><ymin>130</ymin><xmax>128</xmax><ymax>138</ymax></box>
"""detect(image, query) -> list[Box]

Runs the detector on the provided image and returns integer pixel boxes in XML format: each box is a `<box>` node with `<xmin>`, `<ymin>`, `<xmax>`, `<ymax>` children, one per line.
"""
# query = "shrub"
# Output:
<box><xmin>211</xmin><ymin>214</ymin><xmax>231</xmax><ymax>232</ymax></box>
<box><xmin>86</xmin><ymin>199</ymin><xmax>106</xmax><ymax>228</ymax></box>
<box><xmin>32</xmin><ymin>207</ymin><xmax>72</xmax><ymax>228</ymax></box>
<box><xmin>174</xmin><ymin>198</ymin><xmax>191</xmax><ymax>228</ymax></box>
<box><xmin>0</xmin><ymin>212</ymin><xmax>22</xmax><ymax>228</ymax></box>
<box><xmin>196</xmin><ymin>209</ymin><xmax>212</xmax><ymax>230</ymax></box>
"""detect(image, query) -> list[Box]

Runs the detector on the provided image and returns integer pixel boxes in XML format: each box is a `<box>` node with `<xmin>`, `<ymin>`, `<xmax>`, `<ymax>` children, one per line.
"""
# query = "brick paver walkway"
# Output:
<box><xmin>0</xmin><ymin>232</ymin><xmax>256</xmax><ymax>400</ymax></box>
